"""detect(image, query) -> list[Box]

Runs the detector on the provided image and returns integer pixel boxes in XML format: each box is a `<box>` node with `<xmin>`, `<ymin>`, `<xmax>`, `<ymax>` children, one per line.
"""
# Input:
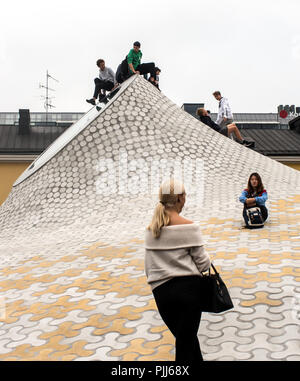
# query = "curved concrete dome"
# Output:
<box><xmin>0</xmin><ymin>75</ymin><xmax>299</xmax><ymax>360</ymax></box>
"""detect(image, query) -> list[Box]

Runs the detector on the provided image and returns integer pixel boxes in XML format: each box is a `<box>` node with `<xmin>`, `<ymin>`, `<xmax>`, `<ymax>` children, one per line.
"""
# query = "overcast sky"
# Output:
<box><xmin>1</xmin><ymin>0</ymin><xmax>299</xmax><ymax>114</ymax></box>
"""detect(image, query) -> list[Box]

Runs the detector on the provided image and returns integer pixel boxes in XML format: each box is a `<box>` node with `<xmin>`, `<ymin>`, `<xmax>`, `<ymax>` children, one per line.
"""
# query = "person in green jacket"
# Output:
<box><xmin>125</xmin><ymin>41</ymin><xmax>157</xmax><ymax>85</ymax></box>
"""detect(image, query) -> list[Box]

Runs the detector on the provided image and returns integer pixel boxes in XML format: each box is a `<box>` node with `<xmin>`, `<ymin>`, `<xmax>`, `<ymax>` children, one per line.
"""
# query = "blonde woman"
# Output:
<box><xmin>144</xmin><ymin>178</ymin><xmax>211</xmax><ymax>362</ymax></box>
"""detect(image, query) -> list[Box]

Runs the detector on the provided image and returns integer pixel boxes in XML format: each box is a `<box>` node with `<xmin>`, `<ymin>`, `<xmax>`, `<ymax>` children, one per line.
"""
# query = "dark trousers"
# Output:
<box><xmin>135</xmin><ymin>62</ymin><xmax>156</xmax><ymax>80</ymax></box>
<box><xmin>152</xmin><ymin>275</ymin><xmax>204</xmax><ymax>362</ymax></box>
<box><xmin>243</xmin><ymin>204</ymin><xmax>268</xmax><ymax>226</ymax></box>
<box><xmin>93</xmin><ymin>78</ymin><xmax>114</xmax><ymax>98</ymax></box>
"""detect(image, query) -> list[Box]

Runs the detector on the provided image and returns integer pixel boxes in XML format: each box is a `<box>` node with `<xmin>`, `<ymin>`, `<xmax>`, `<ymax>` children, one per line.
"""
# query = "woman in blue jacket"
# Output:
<box><xmin>239</xmin><ymin>172</ymin><xmax>268</xmax><ymax>227</ymax></box>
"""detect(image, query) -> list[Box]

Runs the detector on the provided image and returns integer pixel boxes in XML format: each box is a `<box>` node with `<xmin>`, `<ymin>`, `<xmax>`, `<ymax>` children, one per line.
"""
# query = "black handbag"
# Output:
<box><xmin>200</xmin><ymin>263</ymin><xmax>234</xmax><ymax>313</ymax></box>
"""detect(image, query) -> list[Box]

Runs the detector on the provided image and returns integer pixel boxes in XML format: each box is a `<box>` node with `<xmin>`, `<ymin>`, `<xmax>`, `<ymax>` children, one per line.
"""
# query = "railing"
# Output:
<box><xmin>0</xmin><ymin>112</ymin><xmax>84</xmax><ymax>126</ymax></box>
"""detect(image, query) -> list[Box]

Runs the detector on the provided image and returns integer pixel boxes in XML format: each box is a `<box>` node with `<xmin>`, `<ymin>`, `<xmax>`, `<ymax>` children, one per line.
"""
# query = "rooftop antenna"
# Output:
<box><xmin>39</xmin><ymin>70</ymin><xmax>59</xmax><ymax>124</ymax></box>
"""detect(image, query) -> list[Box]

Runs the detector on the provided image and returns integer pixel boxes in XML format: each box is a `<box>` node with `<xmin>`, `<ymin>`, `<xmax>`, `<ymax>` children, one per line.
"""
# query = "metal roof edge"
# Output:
<box><xmin>268</xmin><ymin>156</ymin><xmax>300</xmax><ymax>162</ymax></box>
<box><xmin>0</xmin><ymin>154</ymin><xmax>38</xmax><ymax>162</ymax></box>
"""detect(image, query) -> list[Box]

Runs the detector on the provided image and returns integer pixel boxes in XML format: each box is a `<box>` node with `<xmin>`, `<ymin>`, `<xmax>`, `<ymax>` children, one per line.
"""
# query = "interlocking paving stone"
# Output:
<box><xmin>116</xmin><ymin>324</ymin><xmax>161</xmax><ymax>343</ymax></box>
<box><xmin>268</xmin><ymin>310</ymin><xmax>300</xmax><ymax>328</ymax></box>
<box><xmin>0</xmin><ymin>75</ymin><xmax>299</xmax><ymax>360</ymax></box>
<box><xmin>0</xmin><ymin>338</ymin><xmax>13</xmax><ymax>354</ymax></box>
<box><xmin>269</xmin><ymin>340</ymin><xmax>300</xmax><ymax>359</ymax></box>
<box><xmin>74</xmin><ymin>346</ymin><xmax>120</xmax><ymax>361</ymax></box>
<box><xmin>238</xmin><ymin>305</ymin><xmax>284</xmax><ymax>322</ymax></box>
<box><xmin>268</xmin><ymin>325</ymin><xmax>300</xmax><ymax>344</ymax></box>
<box><xmin>285</xmin><ymin>355</ymin><xmax>300</xmax><ymax>360</ymax></box>
<box><xmin>236</xmin><ymin>333</ymin><xmax>286</xmax><ymax>353</ymax></box>
<box><xmin>204</xmin><ymin>342</ymin><xmax>252</xmax><ymax>360</ymax></box>
<box><xmin>205</xmin><ymin>327</ymin><xmax>254</xmax><ymax>345</ymax></box>
<box><xmin>238</xmin><ymin>318</ymin><xmax>285</xmax><ymax>338</ymax></box>
<box><xmin>198</xmin><ymin>321</ymin><xmax>224</xmax><ymax>339</ymax></box>
<box><xmin>248</xmin><ymin>349</ymin><xmax>272</xmax><ymax>361</ymax></box>
<box><xmin>6</xmin><ymin>330</ymin><xmax>47</xmax><ymax>348</ymax></box>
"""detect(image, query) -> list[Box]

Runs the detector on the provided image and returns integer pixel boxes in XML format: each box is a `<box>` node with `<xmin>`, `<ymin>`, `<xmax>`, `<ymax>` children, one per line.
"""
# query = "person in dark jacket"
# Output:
<box><xmin>196</xmin><ymin>108</ymin><xmax>253</xmax><ymax>147</ymax></box>
<box><xmin>149</xmin><ymin>67</ymin><xmax>161</xmax><ymax>90</ymax></box>
<box><xmin>239</xmin><ymin>172</ymin><xmax>268</xmax><ymax>228</ymax></box>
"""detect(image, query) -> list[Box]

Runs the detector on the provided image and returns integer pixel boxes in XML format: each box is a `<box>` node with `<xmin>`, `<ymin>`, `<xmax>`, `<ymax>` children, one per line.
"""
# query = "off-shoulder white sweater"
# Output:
<box><xmin>144</xmin><ymin>223</ymin><xmax>211</xmax><ymax>291</ymax></box>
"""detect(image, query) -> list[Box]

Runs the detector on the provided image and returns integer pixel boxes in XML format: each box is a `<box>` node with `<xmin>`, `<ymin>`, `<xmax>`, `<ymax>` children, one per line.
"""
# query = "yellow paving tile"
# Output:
<box><xmin>109</xmin><ymin>339</ymin><xmax>156</xmax><ymax>357</ymax></box>
<box><xmin>39</xmin><ymin>321</ymin><xmax>81</xmax><ymax>340</ymax></box>
<box><xmin>138</xmin><ymin>344</ymin><xmax>174</xmax><ymax>361</ymax></box>
<box><xmin>122</xmin><ymin>352</ymin><xmax>140</xmax><ymax>361</ymax></box>
<box><xmin>241</xmin><ymin>292</ymin><xmax>283</xmax><ymax>307</ymax></box>
<box><xmin>93</xmin><ymin>318</ymin><xmax>135</xmax><ymax>336</ymax></box>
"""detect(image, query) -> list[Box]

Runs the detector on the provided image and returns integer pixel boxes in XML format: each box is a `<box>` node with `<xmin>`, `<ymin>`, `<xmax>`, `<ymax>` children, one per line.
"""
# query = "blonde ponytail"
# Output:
<box><xmin>146</xmin><ymin>178</ymin><xmax>185</xmax><ymax>238</ymax></box>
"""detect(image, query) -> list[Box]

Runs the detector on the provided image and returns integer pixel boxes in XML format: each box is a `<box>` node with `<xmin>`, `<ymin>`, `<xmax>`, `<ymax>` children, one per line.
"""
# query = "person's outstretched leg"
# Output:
<box><xmin>87</xmin><ymin>78</ymin><xmax>105</xmax><ymax>105</ymax></box>
<box><xmin>136</xmin><ymin>63</ymin><xmax>156</xmax><ymax>82</ymax></box>
<box><xmin>92</xmin><ymin>78</ymin><xmax>100</xmax><ymax>98</ymax></box>
<box><xmin>228</xmin><ymin>124</ymin><xmax>254</xmax><ymax>147</ymax></box>
<box><xmin>228</xmin><ymin>124</ymin><xmax>243</xmax><ymax>141</ymax></box>
<box><xmin>93</xmin><ymin>78</ymin><xmax>113</xmax><ymax>98</ymax></box>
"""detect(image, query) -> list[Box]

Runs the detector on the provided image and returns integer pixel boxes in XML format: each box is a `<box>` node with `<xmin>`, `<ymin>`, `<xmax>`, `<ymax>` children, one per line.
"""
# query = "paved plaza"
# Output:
<box><xmin>0</xmin><ymin>75</ymin><xmax>299</xmax><ymax>360</ymax></box>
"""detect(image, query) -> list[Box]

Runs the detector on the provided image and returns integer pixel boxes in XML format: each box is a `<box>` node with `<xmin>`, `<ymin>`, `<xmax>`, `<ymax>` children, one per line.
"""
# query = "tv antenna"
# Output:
<box><xmin>39</xmin><ymin>70</ymin><xmax>59</xmax><ymax>124</ymax></box>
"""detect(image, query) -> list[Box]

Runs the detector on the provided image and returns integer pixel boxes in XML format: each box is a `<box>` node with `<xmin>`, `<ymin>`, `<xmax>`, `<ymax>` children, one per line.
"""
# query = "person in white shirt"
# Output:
<box><xmin>213</xmin><ymin>91</ymin><xmax>233</xmax><ymax>128</ymax></box>
<box><xmin>86</xmin><ymin>59</ymin><xmax>118</xmax><ymax>106</ymax></box>
<box><xmin>144</xmin><ymin>177</ymin><xmax>211</xmax><ymax>362</ymax></box>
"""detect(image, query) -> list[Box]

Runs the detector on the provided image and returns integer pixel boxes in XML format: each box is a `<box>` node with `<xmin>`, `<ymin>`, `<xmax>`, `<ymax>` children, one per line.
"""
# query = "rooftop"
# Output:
<box><xmin>239</xmin><ymin>129</ymin><xmax>300</xmax><ymax>156</ymax></box>
<box><xmin>0</xmin><ymin>124</ymin><xmax>69</xmax><ymax>155</ymax></box>
<box><xmin>1</xmin><ymin>104</ymin><xmax>300</xmax><ymax>159</ymax></box>
<box><xmin>0</xmin><ymin>112</ymin><xmax>83</xmax><ymax>126</ymax></box>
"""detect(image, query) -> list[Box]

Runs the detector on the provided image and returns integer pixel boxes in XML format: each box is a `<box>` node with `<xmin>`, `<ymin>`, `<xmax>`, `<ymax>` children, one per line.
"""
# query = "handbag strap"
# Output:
<box><xmin>209</xmin><ymin>262</ymin><xmax>220</xmax><ymax>276</ymax></box>
<box><xmin>202</xmin><ymin>262</ymin><xmax>220</xmax><ymax>277</ymax></box>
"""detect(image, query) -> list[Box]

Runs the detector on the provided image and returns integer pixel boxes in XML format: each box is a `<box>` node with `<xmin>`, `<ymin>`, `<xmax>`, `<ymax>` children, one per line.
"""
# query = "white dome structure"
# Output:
<box><xmin>0</xmin><ymin>75</ymin><xmax>299</xmax><ymax>360</ymax></box>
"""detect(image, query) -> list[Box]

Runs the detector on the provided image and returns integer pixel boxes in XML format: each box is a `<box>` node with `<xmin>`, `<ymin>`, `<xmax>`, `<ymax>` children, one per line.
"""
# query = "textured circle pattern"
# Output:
<box><xmin>0</xmin><ymin>75</ymin><xmax>299</xmax><ymax>360</ymax></box>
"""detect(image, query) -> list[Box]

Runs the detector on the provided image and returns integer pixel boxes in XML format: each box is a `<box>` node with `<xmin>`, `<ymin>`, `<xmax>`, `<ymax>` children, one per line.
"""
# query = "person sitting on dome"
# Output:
<box><xmin>239</xmin><ymin>172</ymin><xmax>268</xmax><ymax>228</ymax></box>
<box><xmin>117</xmin><ymin>41</ymin><xmax>157</xmax><ymax>85</ymax></box>
<box><xmin>196</xmin><ymin>108</ymin><xmax>253</xmax><ymax>147</ymax></box>
<box><xmin>86</xmin><ymin>59</ymin><xmax>118</xmax><ymax>106</ymax></box>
